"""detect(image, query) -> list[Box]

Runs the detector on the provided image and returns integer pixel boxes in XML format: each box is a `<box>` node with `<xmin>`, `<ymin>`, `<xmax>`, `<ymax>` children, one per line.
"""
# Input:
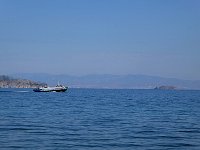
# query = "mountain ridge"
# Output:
<box><xmin>11</xmin><ymin>73</ymin><xmax>200</xmax><ymax>90</ymax></box>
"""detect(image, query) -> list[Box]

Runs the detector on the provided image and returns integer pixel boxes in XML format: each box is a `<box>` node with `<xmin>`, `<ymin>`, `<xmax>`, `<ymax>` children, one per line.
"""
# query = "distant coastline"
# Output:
<box><xmin>2</xmin><ymin>74</ymin><xmax>200</xmax><ymax>90</ymax></box>
<box><xmin>0</xmin><ymin>75</ymin><xmax>46</xmax><ymax>88</ymax></box>
<box><xmin>154</xmin><ymin>86</ymin><xmax>177</xmax><ymax>90</ymax></box>
<box><xmin>12</xmin><ymin>73</ymin><xmax>200</xmax><ymax>90</ymax></box>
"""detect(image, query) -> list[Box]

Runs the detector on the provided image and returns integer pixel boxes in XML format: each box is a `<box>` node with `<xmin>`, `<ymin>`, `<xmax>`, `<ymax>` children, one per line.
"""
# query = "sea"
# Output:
<box><xmin>0</xmin><ymin>88</ymin><xmax>200</xmax><ymax>150</ymax></box>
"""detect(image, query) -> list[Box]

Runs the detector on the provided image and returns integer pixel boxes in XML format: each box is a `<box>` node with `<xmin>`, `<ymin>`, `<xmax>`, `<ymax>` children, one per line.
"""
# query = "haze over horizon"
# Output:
<box><xmin>0</xmin><ymin>0</ymin><xmax>200</xmax><ymax>80</ymax></box>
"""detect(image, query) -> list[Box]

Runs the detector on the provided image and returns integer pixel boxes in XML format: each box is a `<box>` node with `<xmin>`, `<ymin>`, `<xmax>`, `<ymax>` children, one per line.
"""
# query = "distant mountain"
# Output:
<box><xmin>12</xmin><ymin>73</ymin><xmax>200</xmax><ymax>90</ymax></box>
<box><xmin>0</xmin><ymin>75</ymin><xmax>47</xmax><ymax>88</ymax></box>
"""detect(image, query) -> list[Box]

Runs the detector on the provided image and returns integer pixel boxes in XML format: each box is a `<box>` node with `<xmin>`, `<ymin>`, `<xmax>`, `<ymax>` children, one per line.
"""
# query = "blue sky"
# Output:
<box><xmin>0</xmin><ymin>0</ymin><xmax>200</xmax><ymax>80</ymax></box>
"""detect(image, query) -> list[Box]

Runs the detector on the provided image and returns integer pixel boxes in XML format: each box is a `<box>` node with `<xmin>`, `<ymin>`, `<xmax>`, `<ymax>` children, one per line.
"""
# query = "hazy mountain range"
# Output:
<box><xmin>11</xmin><ymin>73</ymin><xmax>200</xmax><ymax>90</ymax></box>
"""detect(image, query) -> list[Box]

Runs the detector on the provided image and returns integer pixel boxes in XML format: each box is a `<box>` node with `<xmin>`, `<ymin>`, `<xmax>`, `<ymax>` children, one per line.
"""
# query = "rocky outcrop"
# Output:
<box><xmin>0</xmin><ymin>75</ymin><xmax>47</xmax><ymax>88</ymax></box>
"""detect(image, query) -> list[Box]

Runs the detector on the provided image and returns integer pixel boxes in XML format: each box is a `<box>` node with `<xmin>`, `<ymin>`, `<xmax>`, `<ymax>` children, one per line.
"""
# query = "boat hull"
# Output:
<box><xmin>33</xmin><ymin>87</ymin><xmax>68</xmax><ymax>92</ymax></box>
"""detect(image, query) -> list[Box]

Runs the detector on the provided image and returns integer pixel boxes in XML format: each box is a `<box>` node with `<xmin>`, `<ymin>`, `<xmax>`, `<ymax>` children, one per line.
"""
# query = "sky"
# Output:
<box><xmin>0</xmin><ymin>0</ymin><xmax>200</xmax><ymax>80</ymax></box>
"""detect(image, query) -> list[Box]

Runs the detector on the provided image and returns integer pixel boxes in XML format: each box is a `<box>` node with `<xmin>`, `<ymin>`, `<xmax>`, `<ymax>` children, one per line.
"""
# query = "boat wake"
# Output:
<box><xmin>0</xmin><ymin>90</ymin><xmax>30</xmax><ymax>93</ymax></box>
<box><xmin>15</xmin><ymin>91</ymin><xmax>30</xmax><ymax>93</ymax></box>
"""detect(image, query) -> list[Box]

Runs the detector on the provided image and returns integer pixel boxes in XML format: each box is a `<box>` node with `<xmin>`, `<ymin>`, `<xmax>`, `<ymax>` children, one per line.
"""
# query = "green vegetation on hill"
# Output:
<box><xmin>0</xmin><ymin>75</ymin><xmax>47</xmax><ymax>88</ymax></box>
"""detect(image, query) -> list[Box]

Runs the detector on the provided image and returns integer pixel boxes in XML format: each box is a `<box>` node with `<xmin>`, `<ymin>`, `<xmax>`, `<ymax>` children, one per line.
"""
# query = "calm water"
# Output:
<box><xmin>0</xmin><ymin>89</ymin><xmax>200</xmax><ymax>150</ymax></box>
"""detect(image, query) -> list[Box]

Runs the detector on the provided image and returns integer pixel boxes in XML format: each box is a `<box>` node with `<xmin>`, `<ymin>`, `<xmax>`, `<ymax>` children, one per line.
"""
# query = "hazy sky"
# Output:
<box><xmin>0</xmin><ymin>0</ymin><xmax>200</xmax><ymax>80</ymax></box>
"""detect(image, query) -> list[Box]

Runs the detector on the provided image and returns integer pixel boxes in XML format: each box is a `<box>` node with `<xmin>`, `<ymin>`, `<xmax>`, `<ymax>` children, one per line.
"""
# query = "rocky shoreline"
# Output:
<box><xmin>0</xmin><ymin>75</ymin><xmax>46</xmax><ymax>88</ymax></box>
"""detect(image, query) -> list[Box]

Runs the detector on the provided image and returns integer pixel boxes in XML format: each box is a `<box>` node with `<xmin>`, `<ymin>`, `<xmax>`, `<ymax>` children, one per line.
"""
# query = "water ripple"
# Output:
<box><xmin>0</xmin><ymin>89</ymin><xmax>200</xmax><ymax>149</ymax></box>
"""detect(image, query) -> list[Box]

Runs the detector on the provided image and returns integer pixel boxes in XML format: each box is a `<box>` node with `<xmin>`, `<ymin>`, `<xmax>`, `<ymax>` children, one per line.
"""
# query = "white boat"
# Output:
<box><xmin>33</xmin><ymin>83</ymin><xmax>68</xmax><ymax>92</ymax></box>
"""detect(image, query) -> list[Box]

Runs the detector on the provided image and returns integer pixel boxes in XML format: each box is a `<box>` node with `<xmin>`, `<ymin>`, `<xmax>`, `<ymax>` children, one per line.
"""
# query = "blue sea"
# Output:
<box><xmin>0</xmin><ymin>88</ymin><xmax>200</xmax><ymax>150</ymax></box>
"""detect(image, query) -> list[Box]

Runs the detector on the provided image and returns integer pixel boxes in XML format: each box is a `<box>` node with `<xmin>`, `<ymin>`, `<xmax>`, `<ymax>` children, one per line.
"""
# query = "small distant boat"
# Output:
<box><xmin>33</xmin><ymin>83</ymin><xmax>68</xmax><ymax>92</ymax></box>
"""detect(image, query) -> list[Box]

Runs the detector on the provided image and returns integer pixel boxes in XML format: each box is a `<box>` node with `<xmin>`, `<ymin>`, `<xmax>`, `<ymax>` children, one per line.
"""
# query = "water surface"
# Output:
<box><xmin>0</xmin><ymin>89</ymin><xmax>200</xmax><ymax>149</ymax></box>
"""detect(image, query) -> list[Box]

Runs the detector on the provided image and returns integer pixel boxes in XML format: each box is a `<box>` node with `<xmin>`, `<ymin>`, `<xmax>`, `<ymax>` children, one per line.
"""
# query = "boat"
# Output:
<box><xmin>33</xmin><ymin>83</ymin><xmax>68</xmax><ymax>92</ymax></box>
